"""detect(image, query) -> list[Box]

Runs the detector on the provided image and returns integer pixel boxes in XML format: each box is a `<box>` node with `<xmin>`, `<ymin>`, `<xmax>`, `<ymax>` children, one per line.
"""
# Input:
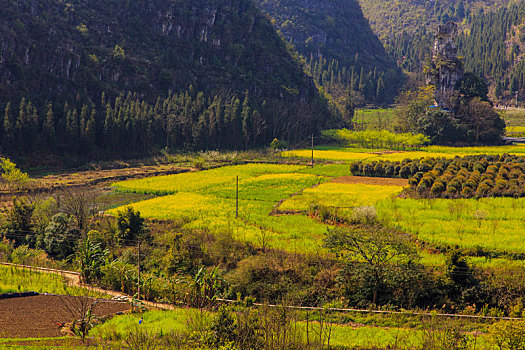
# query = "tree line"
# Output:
<box><xmin>1</xmin><ymin>87</ymin><xmax>331</xmax><ymax>159</ymax></box>
<box><xmin>306</xmin><ymin>56</ymin><xmax>390</xmax><ymax>106</ymax></box>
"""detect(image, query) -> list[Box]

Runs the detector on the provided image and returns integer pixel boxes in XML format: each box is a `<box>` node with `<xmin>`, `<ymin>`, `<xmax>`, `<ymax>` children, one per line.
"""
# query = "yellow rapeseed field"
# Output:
<box><xmin>280</xmin><ymin>183</ymin><xmax>405</xmax><ymax>211</ymax></box>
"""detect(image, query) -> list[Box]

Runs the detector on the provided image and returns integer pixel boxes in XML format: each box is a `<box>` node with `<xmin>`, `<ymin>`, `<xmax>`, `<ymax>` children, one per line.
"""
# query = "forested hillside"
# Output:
<box><xmin>458</xmin><ymin>2</ymin><xmax>525</xmax><ymax>102</ymax></box>
<box><xmin>358</xmin><ymin>0</ymin><xmax>511</xmax><ymax>73</ymax></box>
<box><xmin>254</xmin><ymin>0</ymin><xmax>403</xmax><ymax>106</ymax></box>
<box><xmin>0</xmin><ymin>0</ymin><xmax>335</xmax><ymax>160</ymax></box>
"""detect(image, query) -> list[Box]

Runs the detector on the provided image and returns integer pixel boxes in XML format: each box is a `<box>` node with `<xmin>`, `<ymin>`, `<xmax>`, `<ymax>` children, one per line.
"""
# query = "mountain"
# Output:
<box><xmin>253</xmin><ymin>0</ymin><xmax>404</xmax><ymax>106</ymax></box>
<box><xmin>357</xmin><ymin>0</ymin><xmax>512</xmax><ymax>73</ymax></box>
<box><xmin>0</xmin><ymin>0</ymin><xmax>335</xmax><ymax>159</ymax></box>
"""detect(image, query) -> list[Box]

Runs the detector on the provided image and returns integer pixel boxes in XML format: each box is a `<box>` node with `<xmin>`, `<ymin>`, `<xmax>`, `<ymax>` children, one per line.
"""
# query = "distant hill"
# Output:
<box><xmin>357</xmin><ymin>0</ymin><xmax>512</xmax><ymax>73</ymax></box>
<box><xmin>253</xmin><ymin>0</ymin><xmax>404</xmax><ymax>106</ymax></box>
<box><xmin>458</xmin><ymin>2</ymin><xmax>525</xmax><ymax>103</ymax></box>
<box><xmin>0</xmin><ymin>0</ymin><xmax>335</xmax><ymax>160</ymax></box>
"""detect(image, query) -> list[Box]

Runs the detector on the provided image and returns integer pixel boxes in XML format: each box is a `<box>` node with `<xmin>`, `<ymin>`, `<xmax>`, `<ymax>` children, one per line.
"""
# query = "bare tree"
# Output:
<box><xmin>58</xmin><ymin>187</ymin><xmax>100</xmax><ymax>231</ymax></box>
<box><xmin>59</xmin><ymin>290</ymin><xmax>100</xmax><ymax>343</ymax></box>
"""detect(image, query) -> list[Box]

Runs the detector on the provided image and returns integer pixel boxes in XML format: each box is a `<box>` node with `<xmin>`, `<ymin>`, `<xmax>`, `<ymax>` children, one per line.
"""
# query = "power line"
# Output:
<box><xmin>1</xmin><ymin>261</ymin><xmax>521</xmax><ymax>322</ymax></box>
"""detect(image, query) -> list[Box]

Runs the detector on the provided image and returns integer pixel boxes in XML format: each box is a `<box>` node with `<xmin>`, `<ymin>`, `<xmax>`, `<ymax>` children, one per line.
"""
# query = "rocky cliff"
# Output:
<box><xmin>0</xmin><ymin>0</ymin><xmax>327</xmax><ymax>114</ymax></box>
<box><xmin>426</xmin><ymin>22</ymin><xmax>464</xmax><ymax>108</ymax></box>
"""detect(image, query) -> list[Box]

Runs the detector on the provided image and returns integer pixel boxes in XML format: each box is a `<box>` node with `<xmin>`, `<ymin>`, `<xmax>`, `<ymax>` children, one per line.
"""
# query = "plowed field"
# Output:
<box><xmin>332</xmin><ymin>176</ymin><xmax>408</xmax><ymax>186</ymax></box>
<box><xmin>0</xmin><ymin>295</ymin><xmax>129</xmax><ymax>338</ymax></box>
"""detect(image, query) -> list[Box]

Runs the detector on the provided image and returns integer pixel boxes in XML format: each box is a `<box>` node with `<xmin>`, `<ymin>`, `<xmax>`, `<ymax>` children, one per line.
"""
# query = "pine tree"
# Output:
<box><xmin>3</xmin><ymin>102</ymin><xmax>13</xmax><ymax>149</ymax></box>
<box><xmin>241</xmin><ymin>93</ymin><xmax>252</xmax><ymax>150</ymax></box>
<box><xmin>43</xmin><ymin>102</ymin><xmax>56</xmax><ymax>147</ymax></box>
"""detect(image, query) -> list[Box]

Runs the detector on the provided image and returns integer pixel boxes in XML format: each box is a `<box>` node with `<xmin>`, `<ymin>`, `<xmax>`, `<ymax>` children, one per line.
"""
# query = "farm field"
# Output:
<box><xmin>283</xmin><ymin>145</ymin><xmax>525</xmax><ymax>162</ymax></box>
<box><xmin>354</xmin><ymin>108</ymin><xmax>397</xmax><ymax>131</ymax></box>
<box><xmin>280</xmin><ymin>181</ymin><xmax>406</xmax><ymax>211</ymax></box>
<box><xmin>91</xmin><ymin>307</ymin><xmax>503</xmax><ymax>349</ymax></box>
<box><xmin>111</xmin><ymin>163</ymin><xmax>410</xmax><ymax>252</ymax></box>
<box><xmin>500</xmin><ymin>108</ymin><xmax>525</xmax><ymax>127</ymax></box>
<box><xmin>92</xmin><ymin>308</ymin><xmax>424</xmax><ymax>349</ymax></box>
<box><xmin>112</xmin><ymin>164</ymin><xmax>334</xmax><ymax>252</ymax></box>
<box><xmin>0</xmin><ymin>265</ymin><xmax>73</xmax><ymax>295</ymax></box>
<box><xmin>0</xmin><ymin>295</ymin><xmax>129</xmax><ymax>338</ymax></box>
<box><xmin>506</xmin><ymin>126</ymin><xmax>525</xmax><ymax>133</ymax></box>
<box><xmin>111</xmin><ymin>148</ymin><xmax>525</xmax><ymax>262</ymax></box>
<box><xmin>377</xmin><ymin>197</ymin><xmax>525</xmax><ymax>255</ymax></box>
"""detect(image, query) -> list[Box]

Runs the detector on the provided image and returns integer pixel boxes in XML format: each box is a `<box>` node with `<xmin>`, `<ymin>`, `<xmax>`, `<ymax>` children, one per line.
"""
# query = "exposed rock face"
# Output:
<box><xmin>427</xmin><ymin>21</ymin><xmax>464</xmax><ymax>107</ymax></box>
<box><xmin>0</xmin><ymin>0</ymin><xmax>323</xmax><ymax>107</ymax></box>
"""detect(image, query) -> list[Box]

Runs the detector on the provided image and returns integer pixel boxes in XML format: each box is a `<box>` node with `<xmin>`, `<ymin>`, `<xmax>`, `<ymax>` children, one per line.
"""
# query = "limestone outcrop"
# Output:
<box><xmin>426</xmin><ymin>21</ymin><xmax>464</xmax><ymax>108</ymax></box>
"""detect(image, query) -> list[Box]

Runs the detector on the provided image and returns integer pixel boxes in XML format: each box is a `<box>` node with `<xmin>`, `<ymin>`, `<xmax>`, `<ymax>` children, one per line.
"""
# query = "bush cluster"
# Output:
<box><xmin>351</xmin><ymin>154</ymin><xmax>525</xmax><ymax>198</ymax></box>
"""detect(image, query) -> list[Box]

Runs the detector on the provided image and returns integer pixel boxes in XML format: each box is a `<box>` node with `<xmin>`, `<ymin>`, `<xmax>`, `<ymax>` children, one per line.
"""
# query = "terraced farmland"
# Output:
<box><xmin>111</xmin><ymin>163</ymin><xmax>407</xmax><ymax>253</ymax></box>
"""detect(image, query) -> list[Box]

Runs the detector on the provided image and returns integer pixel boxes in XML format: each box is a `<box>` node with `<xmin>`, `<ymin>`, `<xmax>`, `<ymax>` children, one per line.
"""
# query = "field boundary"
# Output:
<box><xmin>216</xmin><ymin>298</ymin><xmax>523</xmax><ymax>321</ymax></box>
<box><xmin>3</xmin><ymin>262</ymin><xmax>523</xmax><ymax>321</ymax></box>
<box><xmin>0</xmin><ymin>262</ymin><xmax>173</xmax><ymax>310</ymax></box>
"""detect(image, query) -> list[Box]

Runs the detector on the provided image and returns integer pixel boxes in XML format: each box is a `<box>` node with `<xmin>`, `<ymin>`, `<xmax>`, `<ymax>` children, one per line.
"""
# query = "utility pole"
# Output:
<box><xmin>236</xmin><ymin>175</ymin><xmax>239</xmax><ymax>218</ymax></box>
<box><xmin>311</xmin><ymin>134</ymin><xmax>314</xmax><ymax>168</ymax></box>
<box><xmin>516</xmin><ymin>91</ymin><xmax>519</xmax><ymax>109</ymax></box>
<box><xmin>137</xmin><ymin>240</ymin><xmax>141</xmax><ymax>301</ymax></box>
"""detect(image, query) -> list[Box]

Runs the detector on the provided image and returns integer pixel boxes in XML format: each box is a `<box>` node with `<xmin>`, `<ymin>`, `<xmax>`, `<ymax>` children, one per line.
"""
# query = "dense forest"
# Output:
<box><xmin>358</xmin><ymin>0</ymin><xmax>511</xmax><ymax>74</ymax></box>
<box><xmin>254</xmin><ymin>0</ymin><xmax>404</xmax><ymax>106</ymax></box>
<box><xmin>3</xmin><ymin>89</ymin><xmax>326</xmax><ymax>160</ymax></box>
<box><xmin>0</xmin><ymin>0</ymin><xmax>337</xmax><ymax>160</ymax></box>
<box><xmin>359</xmin><ymin>0</ymin><xmax>525</xmax><ymax>103</ymax></box>
<box><xmin>458</xmin><ymin>2</ymin><xmax>525</xmax><ymax>102</ymax></box>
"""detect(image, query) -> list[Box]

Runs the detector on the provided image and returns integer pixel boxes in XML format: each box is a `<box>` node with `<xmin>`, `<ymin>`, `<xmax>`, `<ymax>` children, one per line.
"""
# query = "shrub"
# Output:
<box><xmin>363</xmin><ymin>163</ymin><xmax>374</xmax><ymax>176</ymax></box>
<box><xmin>350</xmin><ymin>206</ymin><xmax>377</xmax><ymax>225</ymax></box>
<box><xmin>431</xmin><ymin>179</ymin><xmax>446</xmax><ymax>194</ymax></box>
<box><xmin>385</xmin><ymin>164</ymin><xmax>395</xmax><ymax>177</ymax></box>
<box><xmin>447</xmin><ymin>179</ymin><xmax>462</xmax><ymax>194</ymax></box>
<box><xmin>349</xmin><ymin>162</ymin><xmax>360</xmax><ymax>175</ymax></box>
<box><xmin>399</xmin><ymin>165</ymin><xmax>411</xmax><ymax>178</ymax></box>
<box><xmin>351</xmin><ymin>154</ymin><xmax>525</xmax><ymax>199</ymax></box>
<box><xmin>409</xmin><ymin>172</ymin><xmax>424</xmax><ymax>186</ymax></box>
<box><xmin>373</xmin><ymin>162</ymin><xmax>384</xmax><ymax>176</ymax></box>
<box><xmin>476</xmin><ymin>181</ymin><xmax>491</xmax><ymax>197</ymax></box>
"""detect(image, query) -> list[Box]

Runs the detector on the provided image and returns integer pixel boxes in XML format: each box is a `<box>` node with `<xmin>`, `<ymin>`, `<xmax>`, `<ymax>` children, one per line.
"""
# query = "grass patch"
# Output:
<box><xmin>354</xmin><ymin>108</ymin><xmax>397</xmax><ymax>131</ymax></box>
<box><xmin>0</xmin><ymin>265</ymin><xmax>71</xmax><ymax>294</ymax></box>
<box><xmin>112</xmin><ymin>163</ymin><xmax>304</xmax><ymax>195</ymax></box>
<box><xmin>506</xmin><ymin>126</ymin><xmax>525</xmax><ymax>133</ymax></box>
<box><xmin>91</xmin><ymin>308</ymin><xmax>499</xmax><ymax>349</ymax></box>
<box><xmin>0</xmin><ymin>265</ymin><xmax>108</xmax><ymax>297</ymax></box>
<box><xmin>378</xmin><ymin>197</ymin><xmax>525</xmax><ymax>254</ymax></box>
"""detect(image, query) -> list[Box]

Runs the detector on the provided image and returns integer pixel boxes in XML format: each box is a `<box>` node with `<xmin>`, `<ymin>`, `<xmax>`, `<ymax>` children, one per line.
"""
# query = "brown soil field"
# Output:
<box><xmin>332</xmin><ymin>176</ymin><xmax>408</xmax><ymax>186</ymax></box>
<box><xmin>29</xmin><ymin>164</ymin><xmax>190</xmax><ymax>191</ymax></box>
<box><xmin>0</xmin><ymin>295</ymin><xmax>130</xmax><ymax>338</ymax></box>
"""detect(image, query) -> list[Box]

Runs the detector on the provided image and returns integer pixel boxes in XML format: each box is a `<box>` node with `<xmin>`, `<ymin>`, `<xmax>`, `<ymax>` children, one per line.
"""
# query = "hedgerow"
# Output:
<box><xmin>350</xmin><ymin>154</ymin><xmax>525</xmax><ymax>198</ymax></box>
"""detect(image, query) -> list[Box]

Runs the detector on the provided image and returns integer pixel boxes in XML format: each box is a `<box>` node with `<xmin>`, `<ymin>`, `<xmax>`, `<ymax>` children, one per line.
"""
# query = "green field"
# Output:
<box><xmin>378</xmin><ymin>197</ymin><xmax>525</xmax><ymax>255</ymax></box>
<box><xmin>112</xmin><ymin>164</ymin><xmax>341</xmax><ymax>252</ymax></box>
<box><xmin>354</xmin><ymin>108</ymin><xmax>397</xmax><ymax>131</ymax></box>
<box><xmin>112</xmin><ymin>146</ymin><xmax>525</xmax><ymax>261</ymax></box>
<box><xmin>506</xmin><ymin>126</ymin><xmax>525</xmax><ymax>133</ymax></box>
<box><xmin>280</xmin><ymin>182</ymin><xmax>405</xmax><ymax>211</ymax></box>
<box><xmin>90</xmin><ymin>308</ymin><xmax>506</xmax><ymax>349</ymax></box>
<box><xmin>91</xmin><ymin>308</ymin><xmax>426</xmax><ymax>349</ymax></box>
<box><xmin>111</xmin><ymin>163</ymin><xmax>409</xmax><ymax>252</ymax></box>
<box><xmin>0</xmin><ymin>265</ymin><xmax>73</xmax><ymax>295</ymax></box>
<box><xmin>283</xmin><ymin>145</ymin><xmax>525</xmax><ymax>162</ymax></box>
<box><xmin>500</xmin><ymin>108</ymin><xmax>525</xmax><ymax>127</ymax></box>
